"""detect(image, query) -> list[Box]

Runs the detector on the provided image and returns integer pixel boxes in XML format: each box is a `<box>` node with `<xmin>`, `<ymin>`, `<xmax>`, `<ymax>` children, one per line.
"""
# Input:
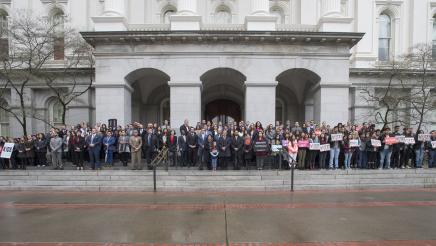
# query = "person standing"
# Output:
<box><xmin>178</xmin><ymin>130</ymin><xmax>188</xmax><ymax>167</ymax></box>
<box><xmin>86</xmin><ymin>128</ymin><xmax>102</xmax><ymax>170</ymax></box>
<box><xmin>186</xmin><ymin>127</ymin><xmax>198</xmax><ymax>167</ymax></box>
<box><xmin>308</xmin><ymin>132</ymin><xmax>319</xmax><ymax>170</ymax></box>
<box><xmin>428</xmin><ymin>130</ymin><xmax>436</xmax><ymax>168</ymax></box>
<box><xmin>17</xmin><ymin>138</ymin><xmax>27</xmax><ymax>170</ymax></box>
<box><xmin>117</xmin><ymin>130</ymin><xmax>130</xmax><ymax>167</ymax></box>
<box><xmin>50</xmin><ymin>132</ymin><xmax>63</xmax><ymax>170</ymax></box>
<box><xmin>297</xmin><ymin>133</ymin><xmax>309</xmax><ymax>170</ymax></box>
<box><xmin>253</xmin><ymin>131</ymin><xmax>269</xmax><ymax>170</ymax></box>
<box><xmin>143</xmin><ymin>128</ymin><xmax>158</xmax><ymax>170</ymax></box>
<box><xmin>70</xmin><ymin>131</ymin><xmax>85</xmax><ymax>170</ymax></box>
<box><xmin>218</xmin><ymin>130</ymin><xmax>231</xmax><ymax>170</ymax></box>
<box><xmin>379</xmin><ymin>127</ymin><xmax>393</xmax><ymax>169</ymax></box>
<box><xmin>25</xmin><ymin>135</ymin><xmax>35</xmax><ymax>167</ymax></box>
<box><xmin>34</xmin><ymin>133</ymin><xmax>47</xmax><ymax>167</ymax></box>
<box><xmin>243</xmin><ymin>135</ymin><xmax>253</xmax><ymax>170</ymax></box>
<box><xmin>168</xmin><ymin>130</ymin><xmax>178</xmax><ymax>167</ymax></box>
<box><xmin>328</xmin><ymin>128</ymin><xmax>343</xmax><ymax>170</ymax></box>
<box><xmin>210</xmin><ymin>141</ymin><xmax>219</xmax><ymax>172</ymax></box>
<box><xmin>129</xmin><ymin>130</ymin><xmax>143</xmax><ymax>170</ymax></box>
<box><xmin>231</xmin><ymin>130</ymin><xmax>244</xmax><ymax>170</ymax></box>
<box><xmin>414</xmin><ymin>130</ymin><xmax>425</xmax><ymax>168</ymax></box>
<box><xmin>197</xmin><ymin>129</ymin><xmax>208</xmax><ymax>170</ymax></box>
<box><xmin>287</xmin><ymin>135</ymin><xmax>298</xmax><ymax>167</ymax></box>
<box><xmin>103</xmin><ymin>131</ymin><xmax>116</xmax><ymax>166</ymax></box>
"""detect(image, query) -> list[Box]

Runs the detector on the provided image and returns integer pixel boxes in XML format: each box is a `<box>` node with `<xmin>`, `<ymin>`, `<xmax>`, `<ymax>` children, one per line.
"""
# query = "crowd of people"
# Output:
<box><xmin>0</xmin><ymin>119</ymin><xmax>435</xmax><ymax>171</ymax></box>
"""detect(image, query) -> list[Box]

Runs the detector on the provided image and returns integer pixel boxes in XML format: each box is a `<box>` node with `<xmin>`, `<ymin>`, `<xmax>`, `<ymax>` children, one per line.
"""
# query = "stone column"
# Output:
<box><xmin>103</xmin><ymin>0</ymin><xmax>125</xmax><ymax>16</ymax></box>
<box><xmin>9</xmin><ymin>88</ymin><xmax>33</xmax><ymax>137</ymax></box>
<box><xmin>170</xmin><ymin>0</ymin><xmax>201</xmax><ymax>30</ymax></box>
<box><xmin>318</xmin><ymin>0</ymin><xmax>352</xmax><ymax>32</ymax></box>
<box><xmin>92</xmin><ymin>0</ymin><xmax>127</xmax><ymax>31</ymax></box>
<box><xmin>169</xmin><ymin>81</ymin><xmax>202</xmax><ymax>132</ymax></box>
<box><xmin>245</xmin><ymin>82</ymin><xmax>277</xmax><ymax>126</ymax></box>
<box><xmin>95</xmin><ymin>85</ymin><xmax>132</xmax><ymax>127</ymax></box>
<box><xmin>250</xmin><ymin>0</ymin><xmax>269</xmax><ymax>15</ymax></box>
<box><xmin>321</xmin><ymin>0</ymin><xmax>341</xmax><ymax>17</ymax></box>
<box><xmin>317</xmin><ymin>85</ymin><xmax>349</xmax><ymax>125</ymax></box>
<box><xmin>177</xmin><ymin>0</ymin><xmax>197</xmax><ymax>15</ymax></box>
<box><xmin>245</xmin><ymin>0</ymin><xmax>277</xmax><ymax>31</ymax></box>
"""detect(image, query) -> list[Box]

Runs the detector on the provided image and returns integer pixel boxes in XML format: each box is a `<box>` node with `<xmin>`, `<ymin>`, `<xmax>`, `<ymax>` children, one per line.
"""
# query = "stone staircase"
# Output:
<box><xmin>1</xmin><ymin>169</ymin><xmax>436</xmax><ymax>192</ymax></box>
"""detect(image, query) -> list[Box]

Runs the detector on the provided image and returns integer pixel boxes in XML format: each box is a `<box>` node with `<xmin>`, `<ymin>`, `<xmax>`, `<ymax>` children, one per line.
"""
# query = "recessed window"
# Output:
<box><xmin>270</xmin><ymin>7</ymin><xmax>284</xmax><ymax>24</ymax></box>
<box><xmin>378</xmin><ymin>13</ymin><xmax>392</xmax><ymax>62</ymax></box>
<box><xmin>162</xmin><ymin>6</ymin><xmax>176</xmax><ymax>24</ymax></box>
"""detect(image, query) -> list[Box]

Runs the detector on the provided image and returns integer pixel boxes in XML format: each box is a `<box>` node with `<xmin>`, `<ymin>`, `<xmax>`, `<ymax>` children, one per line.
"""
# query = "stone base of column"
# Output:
<box><xmin>92</xmin><ymin>16</ymin><xmax>128</xmax><ymax>31</ymax></box>
<box><xmin>170</xmin><ymin>15</ymin><xmax>202</xmax><ymax>31</ymax></box>
<box><xmin>245</xmin><ymin>15</ymin><xmax>277</xmax><ymax>31</ymax></box>
<box><xmin>318</xmin><ymin>17</ymin><xmax>353</xmax><ymax>32</ymax></box>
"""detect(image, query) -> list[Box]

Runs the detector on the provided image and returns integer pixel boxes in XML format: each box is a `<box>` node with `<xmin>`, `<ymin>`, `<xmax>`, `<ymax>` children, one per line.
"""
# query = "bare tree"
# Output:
<box><xmin>398</xmin><ymin>44</ymin><xmax>436</xmax><ymax>133</ymax></box>
<box><xmin>360</xmin><ymin>58</ymin><xmax>409</xmax><ymax>129</ymax></box>
<box><xmin>0</xmin><ymin>11</ymin><xmax>93</xmax><ymax>135</ymax></box>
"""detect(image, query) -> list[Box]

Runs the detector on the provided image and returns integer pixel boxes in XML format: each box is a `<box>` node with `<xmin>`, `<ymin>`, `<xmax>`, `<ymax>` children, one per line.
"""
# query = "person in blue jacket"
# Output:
<box><xmin>103</xmin><ymin>131</ymin><xmax>116</xmax><ymax>166</ymax></box>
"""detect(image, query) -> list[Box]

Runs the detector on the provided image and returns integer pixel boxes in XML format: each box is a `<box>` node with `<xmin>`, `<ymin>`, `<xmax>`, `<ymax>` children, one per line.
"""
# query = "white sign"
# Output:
<box><xmin>0</xmin><ymin>143</ymin><xmax>14</xmax><ymax>159</ymax></box>
<box><xmin>418</xmin><ymin>134</ymin><xmax>431</xmax><ymax>142</ymax></box>
<box><xmin>431</xmin><ymin>141</ymin><xmax>436</xmax><ymax>149</ymax></box>
<box><xmin>271</xmin><ymin>145</ymin><xmax>282</xmax><ymax>153</ymax></box>
<box><xmin>309</xmin><ymin>143</ymin><xmax>320</xmax><ymax>150</ymax></box>
<box><xmin>371</xmin><ymin>139</ymin><xmax>381</xmax><ymax>147</ymax></box>
<box><xmin>404</xmin><ymin>138</ymin><xmax>416</xmax><ymax>145</ymax></box>
<box><xmin>331</xmin><ymin>133</ymin><xmax>343</xmax><ymax>141</ymax></box>
<box><xmin>350</xmin><ymin>139</ymin><xmax>359</xmax><ymax>147</ymax></box>
<box><xmin>320</xmin><ymin>144</ymin><xmax>330</xmax><ymax>152</ymax></box>
<box><xmin>395</xmin><ymin>135</ymin><xmax>405</xmax><ymax>143</ymax></box>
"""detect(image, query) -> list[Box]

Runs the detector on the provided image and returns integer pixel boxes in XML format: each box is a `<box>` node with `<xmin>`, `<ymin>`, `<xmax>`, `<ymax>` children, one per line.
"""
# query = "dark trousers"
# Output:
<box><xmin>319</xmin><ymin>152</ymin><xmax>327</xmax><ymax>169</ymax></box>
<box><xmin>35</xmin><ymin>152</ymin><xmax>47</xmax><ymax>166</ymax></box>
<box><xmin>368</xmin><ymin>151</ymin><xmax>377</xmax><ymax>169</ymax></box>
<box><xmin>188</xmin><ymin>147</ymin><xmax>197</xmax><ymax>166</ymax></box>
<box><xmin>88</xmin><ymin>148</ymin><xmax>101</xmax><ymax>169</ymax></box>
<box><xmin>119</xmin><ymin>152</ymin><xmax>129</xmax><ymax>166</ymax></box>
<box><xmin>72</xmin><ymin>151</ymin><xmax>84</xmax><ymax>167</ymax></box>
<box><xmin>233</xmin><ymin>151</ymin><xmax>243</xmax><ymax>170</ymax></box>
<box><xmin>391</xmin><ymin>150</ymin><xmax>401</xmax><ymax>168</ymax></box>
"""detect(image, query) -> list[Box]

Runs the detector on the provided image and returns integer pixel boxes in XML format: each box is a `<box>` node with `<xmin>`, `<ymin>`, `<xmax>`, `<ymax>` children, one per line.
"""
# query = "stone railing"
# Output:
<box><xmin>201</xmin><ymin>23</ymin><xmax>246</xmax><ymax>31</ymax></box>
<box><xmin>276</xmin><ymin>24</ymin><xmax>318</xmax><ymax>32</ymax></box>
<box><xmin>128</xmin><ymin>24</ymin><xmax>171</xmax><ymax>31</ymax></box>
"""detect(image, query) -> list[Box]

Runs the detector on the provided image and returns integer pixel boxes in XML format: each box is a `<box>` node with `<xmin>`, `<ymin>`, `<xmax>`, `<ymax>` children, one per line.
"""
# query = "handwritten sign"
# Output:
<box><xmin>431</xmin><ymin>141</ymin><xmax>436</xmax><ymax>149</ymax></box>
<box><xmin>404</xmin><ymin>138</ymin><xmax>415</xmax><ymax>145</ymax></box>
<box><xmin>330</xmin><ymin>133</ymin><xmax>343</xmax><ymax>141</ymax></box>
<box><xmin>271</xmin><ymin>145</ymin><xmax>282</xmax><ymax>153</ymax></box>
<box><xmin>385</xmin><ymin>137</ymin><xmax>398</xmax><ymax>145</ymax></box>
<box><xmin>350</xmin><ymin>139</ymin><xmax>359</xmax><ymax>147</ymax></box>
<box><xmin>395</xmin><ymin>135</ymin><xmax>405</xmax><ymax>143</ymax></box>
<box><xmin>0</xmin><ymin>143</ymin><xmax>14</xmax><ymax>159</ymax></box>
<box><xmin>309</xmin><ymin>143</ymin><xmax>320</xmax><ymax>150</ymax></box>
<box><xmin>371</xmin><ymin>139</ymin><xmax>381</xmax><ymax>147</ymax></box>
<box><xmin>320</xmin><ymin>144</ymin><xmax>330</xmax><ymax>152</ymax></box>
<box><xmin>418</xmin><ymin>134</ymin><xmax>431</xmax><ymax>142</ymax></box>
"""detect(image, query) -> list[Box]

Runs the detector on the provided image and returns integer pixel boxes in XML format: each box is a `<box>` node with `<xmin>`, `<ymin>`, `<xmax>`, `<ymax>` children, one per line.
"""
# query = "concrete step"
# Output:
<box><xmin>1</xmin><ymin>169</ymin><xmax>436</xmax><ymax>191</ymax></box>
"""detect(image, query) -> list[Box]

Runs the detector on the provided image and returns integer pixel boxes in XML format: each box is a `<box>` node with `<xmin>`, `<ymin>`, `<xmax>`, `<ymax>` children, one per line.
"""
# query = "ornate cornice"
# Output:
<box><xmin>81</xmin><ymin>30</ymin><xmax>364</xmax><ymax>48</ymax></box>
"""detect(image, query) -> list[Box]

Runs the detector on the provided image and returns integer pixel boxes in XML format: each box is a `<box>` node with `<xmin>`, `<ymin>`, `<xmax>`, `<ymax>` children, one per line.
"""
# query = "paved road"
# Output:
<box><xmin>0</xmin><ymin>189</ymin><xmax>436</xmax><ymax>245</ymax></box>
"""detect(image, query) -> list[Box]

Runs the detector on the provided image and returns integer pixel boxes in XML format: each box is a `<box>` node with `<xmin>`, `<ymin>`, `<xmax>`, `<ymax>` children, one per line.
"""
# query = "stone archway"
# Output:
<box><xmin>200</xmin><ymin>68</ymin><xmax>246</xmax><ymax>123</ymax></box>
<box><xmin>125</xmin><ymin>68</ymin><xmax>170</xmax><ymax>125</ymax></box>
<box><xmin>276</xmin><ymin>68</ymin><xmax>321</xmax><ymax>124</ymax></box>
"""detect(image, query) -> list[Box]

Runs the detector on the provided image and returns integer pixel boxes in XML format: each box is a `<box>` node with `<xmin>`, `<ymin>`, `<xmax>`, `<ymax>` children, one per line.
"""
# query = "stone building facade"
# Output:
<box><xmin>0</xmin><ymin>0</ymin><xmax>435</xmax><ymax>137</ymax></box>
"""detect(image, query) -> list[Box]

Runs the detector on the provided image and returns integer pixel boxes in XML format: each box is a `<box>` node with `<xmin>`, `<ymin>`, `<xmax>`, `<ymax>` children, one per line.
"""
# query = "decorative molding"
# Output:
<box><xmin>93</xmin><ymin>83</ymin><xmax>133</xmax><ymax>93</ymax></box>
<box><xmin>40</xmin><ymin>0</ymin><xmax>68</xmax><ymax>3</ymax></box>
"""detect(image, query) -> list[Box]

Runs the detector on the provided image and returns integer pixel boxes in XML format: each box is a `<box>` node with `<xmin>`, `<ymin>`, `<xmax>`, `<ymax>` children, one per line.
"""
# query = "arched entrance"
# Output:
<box><xmin>205</xmin><ymin>99</ymin><xmax>241</xmax><ymax>124</ymax></box>
<box><xmin>276</xmin><ymin>68</ymin><xmax>321</xmax><ymax>123</ymax></box>
<box><xmin>200</xmin><ymin>68</ymin><xmax>246</xmax><ymax>123</ymax></box>
<box><xmin>125</xmin><ymin>68</ymin><xmax>170</xmax><ymax>125</ymax></box>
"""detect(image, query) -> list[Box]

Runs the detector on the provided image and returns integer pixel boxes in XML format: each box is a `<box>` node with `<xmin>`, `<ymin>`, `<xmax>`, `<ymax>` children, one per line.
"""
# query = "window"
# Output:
<box><xmin>432</xmin><ymin>16</ymin><xmax>436</xmax><ymax>60</ymax></box>
<box><xmin>50</xmin><ymin>100</ymin><xmax>63</xmax><ymax>126</ymax></box>
<box><xmin>0</xmin><ymin>10</ymin><xmax>8</xmax><ymax>60</ymax></box>
<box><xmin>51</xmin><ymin>9</ymin><xmax>64</xmax><ymax>60</ymax></box>
<box><xmin>378</xmin><ymin>13</ymin><xmax>391</xmax><ymax>62</ymax></box>
<box><xmin>162</xmin><ymin>6</ymin><xmax>176</xmax><ymax>24</ymax></box>
<box><xmin>270</xmin><ymin>7</ymin><xmax>284</xmax><ymax>24</ymax></box>
<box><xmin>0</xmin><ymin>100</ymin><xmax>9</xmax><ymax>137</ymax></box>
<box><xmin>214</xmin><ymin>5</ymin><xmax>232</xmax><ymax>24</ymax></box>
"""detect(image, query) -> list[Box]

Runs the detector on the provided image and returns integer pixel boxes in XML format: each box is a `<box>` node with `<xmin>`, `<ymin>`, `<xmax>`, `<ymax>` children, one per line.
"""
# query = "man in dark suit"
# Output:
<box><xmin>179</xmin><ymin>119</ymin><xmax>190</xmax><ymax>137</ymax></box>
<box><xmin>197</xmin><ymin>128</ymin><xmax>209</xmax><ymax>170</ymax></box>
<box><xmin>177</xmin><ymin>130</ymin><xmax>188</xmax><ymax>167</ymax></box>
<box><xmin>232</xmin><ymin>130</ymin><xmax>244</xmax><ymax>170</ymax></box>
<box><xmin>186</xmin><ymin>127</ymin><xmax>198</xmax><ymax>167</ymax></box>
<box><xmin>142</xmin><ymin>128</ymin><xmax>158</xmax><ymax>170</ymax></box>
<box><xmin>86</xmin><ymin>128</ymin><xmax>102</xmax><ymax>170</ymax></box>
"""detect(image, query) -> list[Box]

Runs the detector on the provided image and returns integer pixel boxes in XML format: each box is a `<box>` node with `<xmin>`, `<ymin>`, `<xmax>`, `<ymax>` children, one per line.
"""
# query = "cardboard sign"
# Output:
<box><xmin>309</xmin><ymin>143</ymin><xmax>320</xmax><ymax>150</ymax></box>
<box><xmin>271</xmin><ymin>145</ymin><xmax>282</xmax><ymax>153</ymax></box>
<box><xmin>0</xmin><ymin>143</ymin><xmax>14</xmax><ymax>159</ymax></box>
<box><xmin>330</xmin><ymin>133</ymin><xmax>343</xmax><ymax>141</ymax></box>
<box><xmin>371</xmin><ymin>139</ymin><xmax>381</xmax><ymax>147</ymax></box>
<box><xmin>395</xmin><ymin>135</ymin><xmax>405</xmax><ymax>143</ymax></box>
<box><xmin>432</xmin><ymin>141</ymin><xmax>436</xmax><ymax>149</ymax></box>
<box><xmin>418</xmin><ymin>134</ymin><xmax>431</xmax><ymax>142</ymax></box>
<box><xmin>404</xmin><ymin>138</ymin><xmax>416</xmax><ymax>145</ymax></box>
<box><xmin>385</xmin><ymin>137</ymin><xmax>398</xmax><ymax>145</ymax></box>
<box><xmin>349</xmin><ymin>139</ymin><xmax>359</xmax><ymax>147</ymax></box>
<box><xmin>320</xmin><ymin>144</ymin><xmax>330</xmax><ymax>152</ymax></box>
